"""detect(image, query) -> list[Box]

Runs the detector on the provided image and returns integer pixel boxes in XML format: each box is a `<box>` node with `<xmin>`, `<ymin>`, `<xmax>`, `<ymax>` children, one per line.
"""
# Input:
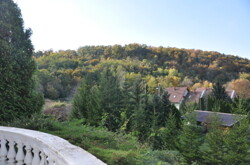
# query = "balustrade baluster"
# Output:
<box><xmin>0</xmin><ymin>126</ymin><xmax>106</xmax><ymax>165</ymax></box>
<box><xmin>47</xmin><ymin>156</ymin><xmax>54</xmax><ymax>165</ymax></box>
<box><xmin>0</xmin><ymin>161</ymin><xmax>7</xmax><ymax>165</ymax></box>
<box><xmin>0</xmin><ymin>139</ymin><xmax>7</xmax><ymax>162</ymax></box>
<box><xmin>24</xmin><ymin>145</ymin><xmax>32</xmax><ymax>165</ymax></box>
<box><xmin>16</xmin><ymin>142</ymin><xmax>25</xmax><ymax>165</ymax></box>
<box><xmin>39</xmin><ymin>152</ymin><xmax>47</xmax><ymax>165</ymax></box>
<box><xmin>31</xmin><ymin>148</ymin><xmax>40</xmax><ymax>165</ymax></box>
<box><xmin>7</xmin><ymin>140</ymin><xmax>16</xmax><ymax>165</ymax></box>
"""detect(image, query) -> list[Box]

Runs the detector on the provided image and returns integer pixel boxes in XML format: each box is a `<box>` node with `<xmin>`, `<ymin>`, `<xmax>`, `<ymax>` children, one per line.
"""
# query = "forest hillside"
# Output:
<box><xmin>34</xmin><ymin>44</ymin><xmax>250</xmax><ymax>100</ymax></box>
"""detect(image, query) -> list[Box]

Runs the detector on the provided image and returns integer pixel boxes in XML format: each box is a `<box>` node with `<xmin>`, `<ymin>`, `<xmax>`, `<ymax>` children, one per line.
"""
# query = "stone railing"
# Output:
<box><xmin>0</xmin><ymin>126</ymin><xmax>106</xmax><ymax>165</ymax></box>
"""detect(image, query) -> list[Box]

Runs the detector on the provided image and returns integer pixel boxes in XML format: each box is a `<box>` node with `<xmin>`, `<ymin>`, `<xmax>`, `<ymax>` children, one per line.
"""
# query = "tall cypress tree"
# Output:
<box><xmin>0</xmin><ymin>0</ymin><xmax>43</xmax><ymax>122</ymax></box>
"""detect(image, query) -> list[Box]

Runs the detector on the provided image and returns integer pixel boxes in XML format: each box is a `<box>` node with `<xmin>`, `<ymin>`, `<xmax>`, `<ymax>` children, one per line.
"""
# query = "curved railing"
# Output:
<box><xmin>0</xmin><ymin>126</ymin><xmax>106</xmax><ymax>165</ymax></box>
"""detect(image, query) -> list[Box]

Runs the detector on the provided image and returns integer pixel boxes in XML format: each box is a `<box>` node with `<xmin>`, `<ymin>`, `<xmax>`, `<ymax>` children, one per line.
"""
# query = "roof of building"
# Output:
<box><xmin>194</xmin><ymin>110</ymin><xmax>246</xmax><ymax>127</ymax></box>
<box><xmin>166</xmin><ymin>87</ymin><xmax>188</xmax><ymax>103</ymax></box>
<box><xmin>187</xmin><ymin>87</ymin><xmax>207</xmax><ymax>103</ymax></box>
<box><xmin>187</xmin><ymin>88</ymin><xmax>237</xmax><ymax>103</ymax></box>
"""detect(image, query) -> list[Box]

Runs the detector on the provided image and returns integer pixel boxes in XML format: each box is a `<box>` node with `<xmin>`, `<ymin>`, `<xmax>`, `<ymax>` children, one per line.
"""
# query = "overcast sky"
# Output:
<box><xmin>15</xmin><ymin>0</ymin><xmax>250</xmax><ymax>59</ymax></box>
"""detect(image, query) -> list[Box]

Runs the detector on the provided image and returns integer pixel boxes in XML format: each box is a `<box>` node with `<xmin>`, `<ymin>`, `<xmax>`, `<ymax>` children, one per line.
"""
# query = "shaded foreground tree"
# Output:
<box><xmin>177</xmin><ymin>114</ymin><xmax>204</xmax><ymax>164</ymax></box>
<box><xmin>223</xmin><ymin>118</ymin><xmax>250</xmax><ymax>164</ymax></box>
<box><xmin>0</xmin><ymin>0</ymin><xmax>43</xmax><ymax>122</ymax></box>
<box><xmin>202</xmin><ymin>117</ymin><xmax>227</xmax><ymax>164</ymax></box>
<box><xmin>202</xmin><ymin>117</ymin><xmax>250</xmax><ymax>165</ymax></box>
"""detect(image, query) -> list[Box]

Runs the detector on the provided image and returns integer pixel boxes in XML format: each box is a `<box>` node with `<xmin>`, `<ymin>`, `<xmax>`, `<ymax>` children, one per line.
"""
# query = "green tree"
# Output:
<box><xmin>121</xmin><ymin>75</ymin><xmax>145</xmax><ymax>132</ymax></box>
<box><xmin>71</xmin><ymin>74</ymin><xmax>102</xmax><ymax>126</ymax></box>
<box><xmin>131</xmin><ymin>85</ymin><xmax>153</xmax><ymax>142</ymax></box>
<box><xmin>156</xmin><ymin>113</ymin><xmax>181</xmax><ymax>150</ymax></box>
<box><xmin>230</xmin><ymin>97</ymin><xmax>250</xmax><ymax>115</ymax></box>
<box><xmin>149</xmin><ymin>91</ymin><xmax>181</xmax><ymax>128</ymax></box>
<box><xmin>203</xmin><ymin>114</ymin><xmax>250</xmax><ymax>165</ymax></box>
<box><xmin>212</xmin><ymin>82</ymin><xmax>229</xmax><ymax>101</ymax></box>
<box><xmin>0</xmin><ymin>0</ymin><xmax>43</xmax><ymax>122</ymax></box>
<box><xmin>202</xmin><ymin>116</ymin><xmax>227</xmax><ymax>164</ymax></box>
<box><xmin>205</xmin><ymin>94</ymin><xmax>231</xmax><ymax>113</ymax></box>
<box><xmin>177</xmin><ymin>114</ymin><xmax>204</xmax><ymax>164</ymax></box>
<box><xmin>99</xmin><ymin>67</ymin><xmax>124</xmax><ymax>131</ymax></box>
<box><xmin>149</xmin><ymin>91</ymin><xmax>182</xmax><ymax>149</ymax></box>
<box><xmin>224</xmin><ymin>118</ymin><xmax>250</xmax><ymax>164</ymax></box>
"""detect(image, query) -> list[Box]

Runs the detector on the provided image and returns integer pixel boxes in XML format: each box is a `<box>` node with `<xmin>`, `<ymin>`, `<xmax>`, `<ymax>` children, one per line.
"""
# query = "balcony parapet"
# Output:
<box><xmin>0</xmin><ymin>126</ymin><xmax>106</xmax><ymax>165</ymax></box>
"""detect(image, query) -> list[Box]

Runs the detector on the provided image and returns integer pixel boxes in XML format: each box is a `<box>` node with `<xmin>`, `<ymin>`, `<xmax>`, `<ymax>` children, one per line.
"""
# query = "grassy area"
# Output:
<box><xmin>41</xmin><ymin>119</ymin><xmax>184</xmax><ymax>165</ymax></box>
<box><xmin>4</xmin><ymin>114</ymin><xmax>183</xmax><ymax>165</ymax></box>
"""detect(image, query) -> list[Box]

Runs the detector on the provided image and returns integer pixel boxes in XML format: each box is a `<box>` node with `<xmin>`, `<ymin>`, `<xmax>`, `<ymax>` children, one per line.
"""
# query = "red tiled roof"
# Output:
<box><xmin>166</xmin><ymin>87</ymin><xmax>188</xmax><ymax>103</ymax></box>
<box><xmin>195</xmin><ymin>87</ymin><xmax>207</xmax><ymax>92</ymax></box>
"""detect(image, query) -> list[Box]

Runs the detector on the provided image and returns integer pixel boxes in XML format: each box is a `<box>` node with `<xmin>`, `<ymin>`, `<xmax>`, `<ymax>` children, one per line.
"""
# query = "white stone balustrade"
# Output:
<box><xmin>0</xmin><ymin>126</ymin><xmax>106</xmax><ymax>165</ymax></box>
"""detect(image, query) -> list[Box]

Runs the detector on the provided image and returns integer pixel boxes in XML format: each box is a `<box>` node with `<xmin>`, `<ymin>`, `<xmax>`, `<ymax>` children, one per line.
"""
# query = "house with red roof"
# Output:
<box><xmin>187</xmin><ymin>87</ymin><xmax>207</xmax><ymax>103</ymax></box>
<box><xmin>166</xmin><ymin>87</ymin><xmax>237</xmax><ymax>110</ymax></box>
<box><xmin>165</xmin><ymin>87</ymin><xmax>189</xmax><ymax>109</ymax></box>
<box><xmin>186</xmin><ymin>87</ymin><xmax>237</xmax><ymax>109</ymax></box>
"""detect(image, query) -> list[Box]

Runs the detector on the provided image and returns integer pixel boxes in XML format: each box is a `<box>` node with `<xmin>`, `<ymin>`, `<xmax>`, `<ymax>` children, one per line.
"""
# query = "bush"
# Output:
<box><xmin>89</xmin><ymin>147</ymin><xmax>140</xmax><ymax>165</ymax></box>
<box><xmin>2</xmin><ymin>113</ymin><xmax>59</xmax><ymax>131</ymax></box>
<box><xmin>39</xmin><ymin>120</ymin><xmax>184</xmax><ymax>165</ymax></box>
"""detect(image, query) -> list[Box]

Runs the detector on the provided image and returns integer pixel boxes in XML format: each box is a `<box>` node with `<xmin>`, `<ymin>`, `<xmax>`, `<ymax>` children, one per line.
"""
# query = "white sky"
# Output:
<box><xmin>16</xmin><ymin>0</ymin><xmax>111</xmax><ymax>50</ymax></box>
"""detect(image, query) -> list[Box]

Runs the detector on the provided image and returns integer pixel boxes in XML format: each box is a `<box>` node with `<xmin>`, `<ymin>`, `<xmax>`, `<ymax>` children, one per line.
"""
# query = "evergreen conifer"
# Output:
<box><xmin>0</xmin><ymin>0</ymin><xmax>43</xmax><ymax>122</ymax></box>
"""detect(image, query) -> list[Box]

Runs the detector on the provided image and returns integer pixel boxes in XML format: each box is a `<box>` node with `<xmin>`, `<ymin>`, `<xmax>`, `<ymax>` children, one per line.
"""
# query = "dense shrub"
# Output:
<box><xmin>2</xmin><ymin>113</ymin><xmax>58</xmax><ymax>131</ymax></box>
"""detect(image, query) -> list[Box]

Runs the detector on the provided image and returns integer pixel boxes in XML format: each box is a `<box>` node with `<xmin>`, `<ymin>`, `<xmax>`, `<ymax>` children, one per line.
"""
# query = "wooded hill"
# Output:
<box><xmin>34</xmin><ymin>44</ymin><xmax>250</xmax><ymax>99</ymax></box>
